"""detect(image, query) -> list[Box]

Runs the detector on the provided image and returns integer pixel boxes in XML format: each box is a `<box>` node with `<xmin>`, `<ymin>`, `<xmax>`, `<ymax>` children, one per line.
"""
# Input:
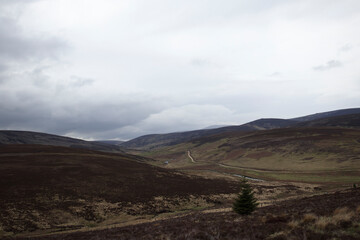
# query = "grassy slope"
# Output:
<box><xmin>138</xmin><ymin>127</ymin><xmax>360</xmax><ymax>183</ymax></box>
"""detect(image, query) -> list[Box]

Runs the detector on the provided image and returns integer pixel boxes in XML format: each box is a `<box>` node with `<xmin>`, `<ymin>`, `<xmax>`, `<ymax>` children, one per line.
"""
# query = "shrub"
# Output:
<box><xmin>233</xmin><ymin>178</ymin><xmax>258</xmax><ymax>215</ymax></box>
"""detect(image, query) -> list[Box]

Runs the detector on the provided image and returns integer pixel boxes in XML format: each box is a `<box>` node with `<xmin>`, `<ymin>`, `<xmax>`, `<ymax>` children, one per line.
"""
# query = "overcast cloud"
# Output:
<box><xmin>0</xmin><ymin>0</ymin><xmax>359</xmax><ymax>140</ymax></box>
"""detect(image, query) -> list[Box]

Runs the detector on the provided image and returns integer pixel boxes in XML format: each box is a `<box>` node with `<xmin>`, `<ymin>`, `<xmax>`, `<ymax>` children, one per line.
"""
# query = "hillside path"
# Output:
<box><xmin>187</xmin><ymin>150</ymin><xmax>196</xmax><ymax>163</ymax></box>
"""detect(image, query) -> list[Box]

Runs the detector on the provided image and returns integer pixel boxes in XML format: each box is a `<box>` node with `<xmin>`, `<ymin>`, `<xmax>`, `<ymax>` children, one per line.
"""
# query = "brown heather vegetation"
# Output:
<box><xmin>2</xmin><ymin>125</ymin><xmax>360</xmax><ymax>239</ymax></box>
<box><xmin>0</xmin><ymin>145</ymin><xmax>243</xmax><ymax>237</ymax></box>
<box><xmin>10</xmin><ymin>188</ymin><xmax>360</xmax><ymax>240</ymax></box>
<box><xmin>0</xmin><ymin>144</ymin><xmax>328</xmax><ymax>239</ymax></box>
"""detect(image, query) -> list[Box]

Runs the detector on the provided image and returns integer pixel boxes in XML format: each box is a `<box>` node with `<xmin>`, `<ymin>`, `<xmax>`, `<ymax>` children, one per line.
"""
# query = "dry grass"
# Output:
<box><xmin>302</xmin><ymin>207</ymin><xmax>357</xmax><ymax>231</ymax></box>
<box><xmin>267</xmin><ymin>230</ymin><xmax>288</xmax><ymax>240</ymax></box>
<box><xmin>287</xmin><ymin>220</ymin><xmax>300</xmax><ymax>229</ymax></box>
<box><xmin>333</xmin><ymin>207</ymin><xmax>354</xmax><ymax>222</ymax></box>
<box><xmin>314</xmin><ymin>216</ymin><xmax>334</xmax><ymax>230</ymax></box>
<box><xmin>266</xmin><ymin>205</ymin><xmax>360</xmax><ymax>239</ymax></box>
<box><xmin>288</xmin><ymin>206</ymin><xmax>359</xmax><ymax>237</ymax></box>
<box><xmin>301</xmin><ymin>213</ymin><xmax>317</xmax><ymax>224</ymax></box>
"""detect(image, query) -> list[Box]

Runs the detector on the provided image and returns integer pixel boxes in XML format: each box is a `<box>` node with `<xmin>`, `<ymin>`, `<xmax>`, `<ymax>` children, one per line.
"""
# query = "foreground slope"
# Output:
<box><xmin>0</xmin><ymin>144</ymin><xmax>241</xmax><ymax>236</ymax></box>
<box><xmin>17</xmin><ymin>188</ymin><xmax>360</xmax><ymax>240</ymax></box>
<box><xmin>0</xmin><ymin>130</ymin><xmax>123</xmax><ymax>152</ymax></box>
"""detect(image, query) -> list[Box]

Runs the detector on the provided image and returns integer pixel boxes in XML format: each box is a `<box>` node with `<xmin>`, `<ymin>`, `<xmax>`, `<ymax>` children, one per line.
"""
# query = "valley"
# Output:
<box><xmin>1</xmin><ymin>109</ymin><xmax>360</xmax><ymax>239</ymax></box>
<box><xmin>136</xmin><ymin>127</ymin><xmax>360</xmax><ymax>185</ymax></box>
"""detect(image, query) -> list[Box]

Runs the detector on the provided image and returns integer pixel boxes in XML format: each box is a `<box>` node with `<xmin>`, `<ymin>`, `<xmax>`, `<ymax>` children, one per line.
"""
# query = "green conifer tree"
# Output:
<box><xmin>233</xmin><ymin>178</ymin><xmax>258</xmax><ymax>215</ymax></box>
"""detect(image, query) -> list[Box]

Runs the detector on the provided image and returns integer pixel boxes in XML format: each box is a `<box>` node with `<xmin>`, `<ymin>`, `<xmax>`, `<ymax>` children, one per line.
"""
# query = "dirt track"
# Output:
<box><xmin>187</xmin><ymin>150</ymin><xmax>196</xmax><ymax>163</ymax></box>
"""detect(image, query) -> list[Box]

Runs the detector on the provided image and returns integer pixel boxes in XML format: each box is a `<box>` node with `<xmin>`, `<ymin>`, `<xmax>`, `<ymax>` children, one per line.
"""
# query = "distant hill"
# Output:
<box><xmin>120</xmin><ymin>124</ymin><xmax>260</xmax><ymax>150</ymax></box>
<box><xmin>93</xmin><ymin>140</ymin><xmax>125</xmax><ymax>145</ymax></box>
<box><xmin>203</xmin><ymin>124</ymin><xmax>231</xmax><ymax>129</ymax></box>
<box><xmin>0</xmin><ymin>130</ymin><xmax>124</xmax><ymax>152</ymax></box>
<box><xmin>291</xmin><ymin>108</ymin><xmax>360</xmax><ymax>122</ymax></box>
<box><xmin>144</xmin><ymin>127</ymin><xmax>360</xmax><ymax>173</ymax></box>
<box><xmin>295</xmin><ymin>113</ymin><xmax>360</xmax><ymax>128</ymax></box>
<box><xmin>242</xmin><ymin>118</ymin><xmax>296</xmax><ymax>130</ymax></box>
<box><xmin>121</xmin><ymin>108</ymin><xmax>360</xmax><ymax>150</ymax></box>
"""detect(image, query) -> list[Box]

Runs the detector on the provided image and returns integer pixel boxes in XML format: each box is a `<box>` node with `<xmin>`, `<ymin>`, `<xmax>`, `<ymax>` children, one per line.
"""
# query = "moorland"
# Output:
<box><xmin>1</xmin><ymin>108</ymin><xmax>360</xmax><ymax>239</ymax></box>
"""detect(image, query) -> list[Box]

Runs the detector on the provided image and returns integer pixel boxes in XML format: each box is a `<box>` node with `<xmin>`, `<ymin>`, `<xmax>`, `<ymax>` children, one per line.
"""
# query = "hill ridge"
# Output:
<box><xmin>121</xmin><ymin>108</ymin><xmax>360</xmax><ymax>150</ymax></box>
<box><xmin>0</xmin><ymin>130</ymin><xmax>124</xmax><ymax>152</ymax></box>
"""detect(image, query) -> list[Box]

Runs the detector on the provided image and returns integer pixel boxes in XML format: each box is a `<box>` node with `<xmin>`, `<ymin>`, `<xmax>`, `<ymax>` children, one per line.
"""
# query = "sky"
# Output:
<box><xmin>0</xmin><ymin>0</ymin><xmax>359</xmax><ymax>140</ymax></box>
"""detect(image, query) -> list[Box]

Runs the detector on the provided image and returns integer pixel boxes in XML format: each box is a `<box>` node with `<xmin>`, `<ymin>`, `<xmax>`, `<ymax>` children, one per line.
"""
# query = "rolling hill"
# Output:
<box><xmin>121</xmin><ymin>108</ymin><xmax>360</xmax><ymax>150</ymax></box>
<box><xmin>120</xmin><ymin>119</ymin><xmax>297</xmax><ymax>150</ymax></box>
<box><xmin>139</xmin><ymin>124</ymin><xmax>360</xmax><ymax>184</ymax></box>
<box><xmin>0</xmin><ymin>144</ymin><xmax>241</xmax><ymax>236</ymax></box>
<box><xmin>295</xmin><ymin>113</ymin><xmax>360</xmax><ymax>128</ymax></box>
<box><xmin>0</xmin><ymin>130</ymin><xmax>123</xmax><ymax>152</ymax></box>
<box><xmin>291</xmin><ymin>107</ymin><xmax>360</xmax><ymax>122</ymax></box>
<box><xmin>93</xmin><ymin>140</ymin><xmax>125</xmax><ymax>145</ymax></box>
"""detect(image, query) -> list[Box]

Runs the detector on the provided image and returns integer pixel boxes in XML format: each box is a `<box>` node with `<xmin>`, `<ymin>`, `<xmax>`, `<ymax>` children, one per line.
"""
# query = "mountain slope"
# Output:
<box><xmin>291</xmin><ymin>107</ymin><xmax>360</xmax><ymax>122</ymax></box>
<box><xmin>121</xmin><ymin>108</ymin><xmax>360</xmax><ymax>150</ymax></box>
<box><xmin>140</xmin><ymin>126</ymin><xmax>360</xmax><ymax>183</ymax></box>
<box><xmin>121</xmin><ymin>119</ymin><xmax>296</xmax><ymax>150</ymax></box>
<box><xmin>295</xmin><ymin>113</ymin><xmax>360</xmax><ymax>128</ymax></box>
<box><xmin>93</xmin><ymin>140</ymin><xmax>125</xmax><ymax>145</ymax></box>
<box><xmin>242</xmin><ymin>118</ymin><xmax>296</xmax><ymax>130</ymax></box>
<box><xmin>0</xmin><ymin>130</ymin><xmax>123</xmax><ymax>152</ymax></box>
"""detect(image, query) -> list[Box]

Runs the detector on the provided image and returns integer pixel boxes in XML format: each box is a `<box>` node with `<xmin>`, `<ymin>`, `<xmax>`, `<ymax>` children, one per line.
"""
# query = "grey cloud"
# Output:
<box><xmin>191</xmin><ymin>58</ymin><xmax>210</xmax><ymax>67</ymax></box>
<box><xmin>1</xmin><ymin>0</ymin><xmax>359</xmax><ymax>141</ymax></box>
<box><xmin>0</xmin><ymin>63</ymin><xmax>7</xmax><ymax>73</ymax></box>
<box><xmin>30</xmin><ymin>67</ymin><xmax>52</xmax><ymax>88</ymax></box>
<box><xmin>0</xmin><ymin>64</ymin><xmax>7</xmax><ymax>83</ymax></box>
<box><xmin>70</xmin><ymin>76</ymin><xmax>95</xmax><ymax>88</ymax></box>
<box><xmin>0</xmin><ymin>88</ymin><xmax>165</xmax><ymax>139</ymax></box>
<box><xmin>313</xmin><ymin>60</ymin><xmax>343</xmax><ymax>71</ymax></box>
<box><xmin>0</xmin><ymin>0</ymin><xmax>40</xmax><ymax>4</ymax></box>
<box><xmin>0</xmin><ymin>16</ymin><xmax>67</xmax><ymax>62</ymax></box>
<box><xmin>0</xmin><ymin>0</ymin><xmax>68</xmax><ymax>75</ymax></box>
<box><xmin>340</xmin><ymin>44</ymin><xmax>352</xmax><ymax>52</ymax></box>
<box><xmin>268</xmin><ymin>72</ymin><xmax>281</xmax><ymax>77</ymax></box>
<box><xmin>0</xmin><ymin>1</ymin><xmax>68</xmax><ymax>91</ymax></box>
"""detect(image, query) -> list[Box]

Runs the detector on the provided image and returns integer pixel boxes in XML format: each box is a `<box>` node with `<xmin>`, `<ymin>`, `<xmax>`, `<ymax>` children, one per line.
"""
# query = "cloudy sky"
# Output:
<box><xmin>0</xmin><ymin>0</ymin><xmax>359</xmax><ymax>140</ymax></box>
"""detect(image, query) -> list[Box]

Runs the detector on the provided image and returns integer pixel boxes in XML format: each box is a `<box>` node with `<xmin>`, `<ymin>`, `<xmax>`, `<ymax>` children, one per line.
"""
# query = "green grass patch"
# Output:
<box><xmin>264</xmin><ymin>173</ymin><xmax>360</xmax><ymax>183</ymax></box>
<box><xmin>239</xmin><ymin>169</ymin><xmax>360</xmax><ymax>183</ymax></box>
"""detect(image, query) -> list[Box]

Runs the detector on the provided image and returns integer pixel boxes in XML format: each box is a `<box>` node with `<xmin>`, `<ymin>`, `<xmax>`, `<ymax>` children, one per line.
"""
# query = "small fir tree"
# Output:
<box><xmin>233</xmin><ymin>178</ymin><xmax>258</xmax><ymax>215</ymax></box>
